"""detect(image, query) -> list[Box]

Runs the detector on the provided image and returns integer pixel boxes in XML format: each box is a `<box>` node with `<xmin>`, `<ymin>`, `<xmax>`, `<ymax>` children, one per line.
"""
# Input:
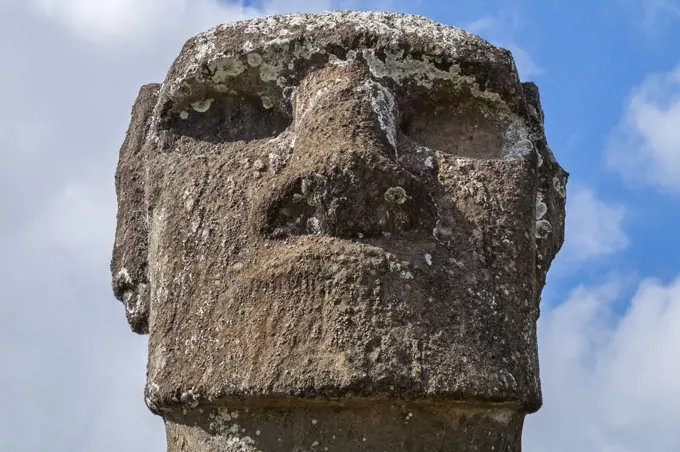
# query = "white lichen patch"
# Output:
<box><xmin>364</xmin><ymin>49</ymin><xmax>444</xmax><ymax>89</ymax></box>
<box><xmin>193</xmin><ymin>38</ymin><xmax>216</xmax><ymax>62</ymax></box>
<box><xmin>179</xmin><ymin>387</ymin><xmax>201</xmax><ymax>408</ymax></box>
<box><xmin>501</xmin><ymin>120</ymin><xmax>535</xmax><ymax>159</ymax></box>
<box><xmin>123</xmin><ymin>283</ymin><xmax>146</xmax><ymax>315</ymax></box>
<box><xmin>179</xmin><ymin>110</ymin><xmax>189</xmax><ymax>120</ymax></box>
<box><xmin>535</xmin><ymin>219</ymin><xmax>552</xmax><ymax>239</ymax></box>
<box><xmin>222</xmin><ymin>11</ymin><xmax>473</xmax><ymax>46</ymax></box>
<box><xmin>212</xmin><ymin>433</ymin><xmax>257</xmax><ymax>451</ymax></box>
<box><xmin>357</xmin><ymin>81</ymin><xmax>398</xmax><ymax>152</ymax></box>
<box><xmin>247</xmin><ymin>52</ymin><xmax>263</xmax><ymax>67</ymax></box>
<box><xmin>400</xmin><ymin>270</ymin><xmax>414</xmax><ymax>279</ymax></box>
<box><xmin>208</xmin><ymin>56</ymin><xmax>246</xmax><ymax>83</ymax></box>
<box><xmin>424</xmin><ymin>254</ymin><xmax>433</xmax><ymax>266</ymax></box>
<box><xmin>191</xmin><ymin>98</ymin><xmax>214</xmax><ymax>113</ymax></box>
<box><xmin>553</xmin><ymin>175</ymin><xmax>566</xmax><ymax>198</ymax></box>
<box><xmin>362</xmin><ymin>48</ymin><xmax>505</xmax><ymax>110</ymax></box>
<box><xmin>535</xmin><ymin>192</ymin><xmax>548</xmax><ymax>220</ymax></box>
<box><xmin>454</xmin><ymin>157</ymin><xmax>474</xmax><ymax>169</ymax></box>
<box><xmin>384</xmin><ymin>186</ymin><xmax>408</xmax><ymax>204</ymax></box>
<box><xmin>307</xmin><ymin>217</ymin><xmax>322</xmax><ymax>234</ymax></box>
<box><xmin>209</xmin><ymin>408</ymin><xmax>238</xmax><ymax>432</ymax></box>
<box><xmin>261</xmin><ymin>96</ymin><xmax>273</xmax><ymax>109</ymax></box>
<box><xmin>424</xmin><ymin>156</ymin><xmax>434</xmax><ymax>168</ymax></box>
<box><xmin>115</xmin><ymin>267</ymin><xmax>132</xmax><ymax>287</ymax></box>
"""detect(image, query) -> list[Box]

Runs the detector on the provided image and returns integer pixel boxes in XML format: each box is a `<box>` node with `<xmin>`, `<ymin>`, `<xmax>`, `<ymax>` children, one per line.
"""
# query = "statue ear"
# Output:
<box><xmin>111</xmin><ymin>83</ymin><xmax>160</xmax><ymax>334</ymax></box>
<box><xmin>521</xmin><ymin>82</ymin><xmax>568</xmax><ymax>293</ymax></box>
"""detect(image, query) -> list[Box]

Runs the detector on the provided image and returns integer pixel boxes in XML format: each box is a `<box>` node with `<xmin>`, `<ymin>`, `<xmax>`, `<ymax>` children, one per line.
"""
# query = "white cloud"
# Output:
<box><xmin>13</xmin><ymin>0</ymin><xmax>330</xmax><ymax>41</ymax></box>
<box><xmin>607</xmin><ymin>64</ymin><xmax>680</xmax><ymax>194</ymax></box>
<box><xmin>525</xmin><ymin>274</ymin><xmax>680</xmax><ymax>451</ymax></box>
<box><xmin>638</xmin><ymin>0</ymin><xmax>680</xmax><ymax>29</ymax></box>
<box><xmin>20</xmin><ymin>0</ymin><xmax>258</xmax><ymax>40</ymax></box>
<box><xmin>466</xmin><ymin>13</ymin><xmax>543</xmax><ymax>79</ymax></box>
<box><xmin>26</xmin><ymin>178</ymin><xmax>115</xmax><ymax>262</ymax></box>
<box><xmin>562</xmin><ymin>186</ymin><xmax>629</xmax><ymax>263</ymax></box>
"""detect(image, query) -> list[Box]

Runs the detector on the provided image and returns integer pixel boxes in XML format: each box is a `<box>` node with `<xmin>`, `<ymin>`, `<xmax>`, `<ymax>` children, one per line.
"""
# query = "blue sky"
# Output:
<box><xmin>1</xmin><ymin>0</ymin><xmax>678</xmax><ymax>451</ymax></box>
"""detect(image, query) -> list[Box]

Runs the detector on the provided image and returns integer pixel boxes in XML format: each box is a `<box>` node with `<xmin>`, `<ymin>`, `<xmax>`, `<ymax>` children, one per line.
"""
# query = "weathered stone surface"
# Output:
<box><xmin>111</xmin><ymin>11</ymin><xmax>567</xmax><ymax>451</ymax></box>
<box><xmin>164</xmin><ymin>404</ymin><xmax>524</xmax><ymax>452</ymax></box>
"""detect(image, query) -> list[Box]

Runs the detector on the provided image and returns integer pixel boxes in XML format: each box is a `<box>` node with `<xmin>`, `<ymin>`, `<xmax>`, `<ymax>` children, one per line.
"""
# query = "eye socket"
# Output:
<box><xmin>167</xmin><ymin>93</ymin><xmax>292</xmax><ymax>143</ymax></box>
<box><xmin>400</xmin><ymin>98</ymin><xmax>509</xmax><ymax>159</ymax></box>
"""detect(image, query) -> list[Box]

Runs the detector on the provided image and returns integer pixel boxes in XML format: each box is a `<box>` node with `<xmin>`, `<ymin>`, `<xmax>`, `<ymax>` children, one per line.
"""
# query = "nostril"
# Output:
<box><xmin>258</xmin><ymin>166</ymin><xmax>436</xmax><ymax>240</ymax></box>
<box><xmin>384</xmin><ymin>186</ymin><xmax>409</xmax><ymax>205</ymax></box>
<box><xmin>262</xmin><ymin>173</ymin><xmax>328</xmax><ymax>238</ymax></box>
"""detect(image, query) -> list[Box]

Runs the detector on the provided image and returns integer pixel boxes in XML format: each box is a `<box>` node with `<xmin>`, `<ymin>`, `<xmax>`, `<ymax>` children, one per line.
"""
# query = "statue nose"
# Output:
<box><xmin>292</xmin><ymin>63</ymin><xmax>399</xmax><ymax>162</ymax></box>
<box><xmin>254</xmin><ymin>64</ymin><xmax>436</xmax><ymax>240</ymax></box>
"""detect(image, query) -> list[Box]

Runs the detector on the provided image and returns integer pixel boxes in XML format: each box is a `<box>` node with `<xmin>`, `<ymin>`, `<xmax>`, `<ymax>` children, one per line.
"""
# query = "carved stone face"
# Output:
<box><xmin>111</xmin><ymin>12</ymin><xmax>566</xmax><ymax>417</ymax></box>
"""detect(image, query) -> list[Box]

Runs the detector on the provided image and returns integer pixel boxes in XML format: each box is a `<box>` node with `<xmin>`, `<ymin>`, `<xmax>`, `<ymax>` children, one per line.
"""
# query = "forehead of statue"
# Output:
<box><xmin>153</xmin><ymin>12</ymin><xmax>528</xmax><ymax>124</ymax></box>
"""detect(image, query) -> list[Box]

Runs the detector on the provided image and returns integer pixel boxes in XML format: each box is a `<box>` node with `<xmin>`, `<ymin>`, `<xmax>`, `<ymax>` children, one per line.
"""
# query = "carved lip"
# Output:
<box><xmin>146</xmin><ymin>234</ymin><xmax>541</xmax><ymax>413</ymax></box>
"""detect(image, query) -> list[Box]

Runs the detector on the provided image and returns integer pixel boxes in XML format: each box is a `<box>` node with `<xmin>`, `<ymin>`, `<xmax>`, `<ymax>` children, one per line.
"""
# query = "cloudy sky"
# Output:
<box><xmin>0</xmin><ymin>0</ymin><xmax>678</xmax><ymax>451</ymax></box>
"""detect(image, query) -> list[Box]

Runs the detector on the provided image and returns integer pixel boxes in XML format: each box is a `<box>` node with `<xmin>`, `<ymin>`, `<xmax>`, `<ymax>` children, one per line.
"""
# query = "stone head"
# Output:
<box><xmin>111</xmin><ymin>10</ymin><xmax>566</xmax><ymax>427</ymax></box>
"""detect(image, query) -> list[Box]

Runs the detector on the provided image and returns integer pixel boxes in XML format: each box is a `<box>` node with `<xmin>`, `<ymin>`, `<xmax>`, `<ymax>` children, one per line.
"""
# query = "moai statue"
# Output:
<box><xmin>111</xmin><ymin>11</ymin><xmax>567</xmax><ymax>452</ymax></box>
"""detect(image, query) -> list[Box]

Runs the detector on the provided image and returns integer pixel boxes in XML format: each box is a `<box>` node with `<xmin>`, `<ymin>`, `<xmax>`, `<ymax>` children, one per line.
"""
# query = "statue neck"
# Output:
<box><xmin>163</xmin><ymin>403</ymin><xmax>525</xmax><ymax>452</ymax></box>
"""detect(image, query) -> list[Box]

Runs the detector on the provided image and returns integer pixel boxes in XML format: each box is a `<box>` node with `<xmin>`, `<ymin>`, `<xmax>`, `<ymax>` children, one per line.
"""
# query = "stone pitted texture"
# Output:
<box><xmin>111</xmin><ymin>11</ymin><xmax>567</xmax><ymax>452</ymax></box>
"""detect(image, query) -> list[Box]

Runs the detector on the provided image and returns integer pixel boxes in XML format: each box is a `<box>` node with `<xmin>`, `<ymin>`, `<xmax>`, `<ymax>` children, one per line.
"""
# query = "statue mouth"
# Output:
<box><xmin>144</xmin><ymin>234</ymin><xmax>541</xmax><ymax>413</ymax></box>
